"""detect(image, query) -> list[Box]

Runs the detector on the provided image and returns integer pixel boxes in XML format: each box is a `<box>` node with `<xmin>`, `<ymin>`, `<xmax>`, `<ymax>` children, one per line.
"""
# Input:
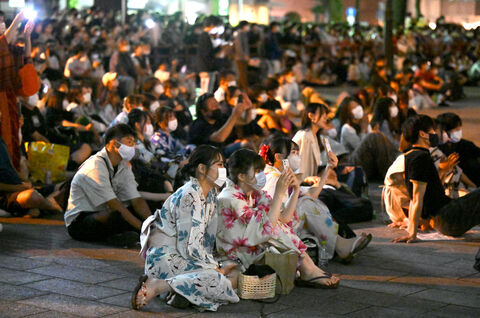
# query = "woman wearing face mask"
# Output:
<box><xmin>128</xmin><ymin>109</ymin><xmax>173</xmax><ymax>211</ymax></box>
<box><xmin>150</xmin><ymin>106</ymin><xmax>188</xmax><ymax>159</ymax></box>
<box><xmin>260</xmin><ymin>136</ymin><xmax>372</xmax><ymax>263</ymax></box>
<box><xmin>133</xmin><ymin>145</ymin><xmax>239</xmax><ymax>311</ymax></box>
<box><xmin>343</xmin><ymin>97</ymin><xmax>400</xmax><ymax>181</ymax></box>
<box><xmin>338</xmin><ymin>98</ymin><xmax>370</xmax><ymax>153</ymax></box>
<box><xmin>217</xmin><ymin>148</ymin><xmax>340</xmax><ymax>288</ymax></box>
<box><xmin>292</xmin><ymin>103</ymin><xmax>329</xmax><ymax>178</ymax></box>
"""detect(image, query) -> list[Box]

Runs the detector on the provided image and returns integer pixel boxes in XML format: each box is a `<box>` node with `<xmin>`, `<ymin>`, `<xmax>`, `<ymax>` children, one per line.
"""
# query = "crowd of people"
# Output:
<box><xmin>1</xmin><ymin>6</ymin><xmax>480</xmax><ymax>312</ymax></box>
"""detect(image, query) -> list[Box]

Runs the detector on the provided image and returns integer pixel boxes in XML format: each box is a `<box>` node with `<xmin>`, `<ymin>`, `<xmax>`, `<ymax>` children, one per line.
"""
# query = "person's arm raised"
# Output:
<box><xmin>209</xmin><ymin>93</ymin><xmax>250</xmax><ymax>143</ymax></box>
<box><xmin>4</xmin><ymin>11</ymin><xmax>25</xmax><ymax>44</ymax></box>
<box><xmin>268</xmin><ymin>169</ymin><xmax>293</xmax><ymax>225</ymax></box>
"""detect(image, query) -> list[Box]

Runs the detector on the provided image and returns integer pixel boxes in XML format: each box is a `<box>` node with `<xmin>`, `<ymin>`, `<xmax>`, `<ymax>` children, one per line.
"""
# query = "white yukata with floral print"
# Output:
<box><xmin>216</xmin><ymin>179</ymin><xmax>306</xmax><ymax>268</ymax></box>
<box><xmin>139</xmin><ymin>178</ymin><xmax>239</xmax><ymax>311</ymax></box>
<box><xmin>263</xmin><ymin>164</ymin><xmax>339</xmax><ymax>259</ymax></box>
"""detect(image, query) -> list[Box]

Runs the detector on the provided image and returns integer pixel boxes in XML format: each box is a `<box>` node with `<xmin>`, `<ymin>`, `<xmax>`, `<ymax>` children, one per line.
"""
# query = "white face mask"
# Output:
<box><xmin>288</xmin><ymin>154</ymin><xmax>301</xmax><ymax>172</ymax></box>
<box><xmin>352</xmin><ymin>105</ymin><xmax>364</xmax><ymax>120</ymax></box>
<box><xmin>327</xmin><ymin>128</ymin><xmax>337</xmax><ymax>139</ymax></box>
<box><xmin>63</xmin><ymin>99</ymin><xmax>70</xmax><ymax>110</ymax></box>
<box><xmin>117</xmin><ymin>142</ymin><xmax>136</xmax><ymax>161</ymax></box>
<box><xmin>150</xmin><ymin>101</ymin><xmax>160</xmax><ymax>113</ymax></box>
<box><xmin>258</xmin><ymin>93</ymin><xmax>268</xmax><ymax>103</ymax></box>
<box><xmin>449</xmin><ymin>129</ymin><xmax>462</xmax><ymax>143</ymax></box>
<box><xmin>28</xmin><ymin>94</ymin><xmax>39</xmax><ymax>107</ymax></box>
<box><xmin>168</xmin><ymin>119</ymin><xmax>178</xmax><ymax>132</ymax></box>
<box><xmin>211</xmin><ymin>38</ymin><xmax>223</xmax><ymax>48</ymax></box>
<box><xmin>83</xmin><ymin>92</ymin><xmax>91</xmax><ymax>104</ymax></box>
<box><xmin>390</xmin><ymin>94</ymin><xmax>398</xmax><ymax>103</ymax></box>
<box><xmin>144</xmin><ymin>123</ymin><xmax>154</xmax><ymax>139</ymax></box>
<box><xmin>389</xmin><ymin>106</ymin><xmax>399</xmax><ymax>118</ymax></box>
<box><xmin>214</xmin><ymin>167</ymin><xmax>227</xmax><ymax>187</ymax></box>
<box><xmin>154</xmin><ymin>84</ymin><xmax>164</xmax><ymax>95</ymax></box>
<box><xmin>228</xmin><ymin>81</ymin><xmax>237</xmax><ymax>87</ymax></box>
<box><xmin>253</xmin><ymin>171</ymin><xmax>267</xmax><ymax>190</ymax></box>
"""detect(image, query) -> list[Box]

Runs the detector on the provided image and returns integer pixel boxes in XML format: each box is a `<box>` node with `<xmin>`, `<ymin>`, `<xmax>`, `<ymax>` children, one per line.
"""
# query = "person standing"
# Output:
<box><xmin>0</xmin><ymin>11</ymin><xmax>39</xmax><ymax>169</ymax></box>
<box><xmin>233</xmin><ymin>21</ymin><xmax>250</xmax><ymax>91</ymax></box>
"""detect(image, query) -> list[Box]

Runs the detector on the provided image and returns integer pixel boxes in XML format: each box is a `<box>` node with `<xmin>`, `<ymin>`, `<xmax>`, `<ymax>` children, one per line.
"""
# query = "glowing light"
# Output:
<box><xmin>145</xmin><ymin>18</ymin><xmax>156</xmax><ymax>29</ymax></box>
<box><xmin>347</xmin><ymin>15</ymin><xmax>355</xmax><ymax>26</ymax></box>
<box><xmin>462</xmin><ymin>21</ymin><xmax>480</xmax><ymax>30</ymax></box>
<box><xmin>24</xmin><ymin>7</ymin><xmax>37</xmax><ymax>20</ymax></box>
<box><xmin>429</xmin><ymin>22</ymin><xmax>436</xmax><ymax>30</ymax></box>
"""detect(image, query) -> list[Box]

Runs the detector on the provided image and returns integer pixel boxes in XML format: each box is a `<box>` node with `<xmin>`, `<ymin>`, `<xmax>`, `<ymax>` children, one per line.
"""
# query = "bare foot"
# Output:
<box><xmin>133</xmin><ymin>276</ymin><xmax>171</xmax><ymax>310</ymax></box>
<box><xmin>301</xmin><ymin>268</ymin><xmax>340</xmax><ymax>287</ymax></box>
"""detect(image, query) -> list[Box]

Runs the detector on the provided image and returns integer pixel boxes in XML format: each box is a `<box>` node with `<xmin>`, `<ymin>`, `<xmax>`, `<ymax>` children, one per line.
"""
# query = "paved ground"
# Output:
<box><xmin>0</xmin><ymin>86</ymin><xmax>479</xmax><ymax>318</ymax></box>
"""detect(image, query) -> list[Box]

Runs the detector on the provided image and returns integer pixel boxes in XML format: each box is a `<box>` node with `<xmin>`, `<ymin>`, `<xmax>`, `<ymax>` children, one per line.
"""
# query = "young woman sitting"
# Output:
<box><xmin>216</xmin><ymin>148</ymin><xmax>340</xmax><ymax>289</ymax></box>
<box><xmin>132</xmin><ymin>145</ymin><xmax>239</xmax><ymax>311</ymax></box>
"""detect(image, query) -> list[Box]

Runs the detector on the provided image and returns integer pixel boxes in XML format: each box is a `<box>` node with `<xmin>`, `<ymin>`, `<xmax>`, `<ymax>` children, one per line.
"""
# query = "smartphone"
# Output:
<box><xmin>282</xmin><ymin>159</ymin><xmax>289</xmax><ymax>170</ymax></box>
<box><xmin>322</xmin><ymin>136</ymin><xmax>332</xmax><ymax>153</ymax></box>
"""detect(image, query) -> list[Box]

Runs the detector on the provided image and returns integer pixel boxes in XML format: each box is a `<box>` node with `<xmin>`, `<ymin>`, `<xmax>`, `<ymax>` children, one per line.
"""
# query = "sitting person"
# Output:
<box><xmin>0</xmin><ymin>111</ymin><xmax>62</xmax><ymax>217</ymax></box>
<box><xmin>188</xmin><ymin>93</ymin><xmax>249</xmax><ymax>157</ymax></box>
<box><xmin>217</xmin><ymin>149</ymin><xmax>340</xmax><ymax>289</ymax></box>
<box><xmin>394</xmin><ymin>115</ymin><xmax>480</xmax><ymax>243</ymax></box>
<box><xmin>437</xmin><ymin>112</ymin><xmax>480</xmax><ymax>187</ymax></box>
<box><xmin>65</xmin><ymin>124</ymin><xmax>151</xmax><ymax>242</ymax></box>
<box><xmin>108</xmin><ymin>95</ymin><xmax>142</xmax><ymax>128</ymax></box>
<box><xmin>150</xmin><ymin>106</ymin><xmax>190</xmax><ymax>159</ymax></box>
<box><xmin>132</xmin><ymin>145</ymin><xmax>239</xmax><ymax>311</ymax></box>
<box><xmin>261</xmin><ymin>136</ymin><xmax>372</xmax><ymax>263</ymax></box>
<box><xmin>127</xmin><ymin>109</ymin><xmax>173</xmax><ymax>210</ymax></box>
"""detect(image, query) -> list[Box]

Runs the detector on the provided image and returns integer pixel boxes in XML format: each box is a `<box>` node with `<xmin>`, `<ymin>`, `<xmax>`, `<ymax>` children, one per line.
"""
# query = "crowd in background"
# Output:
<box><xmin>1</xmin><ymin>5</ymin><xmax>480</xmax><ymax>311</ymax></box>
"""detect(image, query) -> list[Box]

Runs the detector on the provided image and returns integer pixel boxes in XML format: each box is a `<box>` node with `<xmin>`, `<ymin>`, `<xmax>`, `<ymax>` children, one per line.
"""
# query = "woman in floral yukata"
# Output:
<box><xmin>217</xmin><ymin>148</ymin><xmax>340</xmax><ymax>288</ymax></box>
<box><xmin>132</xmin><ymin>145</ymin><xmax>239</xmax><ymax>311</ymax></box>
<box><xmin>260</xmin><ymin>136</ymin><xmax>372</xmax><ymax>263</ymax></box>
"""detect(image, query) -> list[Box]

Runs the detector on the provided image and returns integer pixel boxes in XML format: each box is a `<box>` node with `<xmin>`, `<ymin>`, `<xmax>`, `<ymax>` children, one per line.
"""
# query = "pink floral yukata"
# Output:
<box><xmin>216</xmin><ymin>179</ymin><xmax>306</xmax><ymax>268</ymax></box>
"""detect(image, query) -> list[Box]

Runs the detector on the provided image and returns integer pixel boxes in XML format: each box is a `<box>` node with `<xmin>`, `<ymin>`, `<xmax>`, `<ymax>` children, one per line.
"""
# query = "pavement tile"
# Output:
<box><xmin>99</xmin><ymin>276</ymin><xmax>141</xmax><ymax>292</ymax></box>
<box><xmin>186</xmin><ymin>313</ymin><xmax>260</xmax><ymax>318</ymax></box>
<box><xmin>27</xmin><ymin>264</ymin><xmax>126</xmax><ymax>284</ymax></box>
<box><xmin>216</xmin><ymin>299</ymin><xmax>262</xmax><ymax>313</ymax></box>
<box><xmin>98</xmin><ymin>263</ymin><xmax>144</xmax><ymax>277</ymax></box>
<box><xmin>0</xmin><ymin>300</ymin><xmax>48</xmax><ymax>318</ymax></box>
<box><xmin>0</xmin><ymin>255</ymin><xmax>51</xmax><ymax>271</ymax></box>
<box><xmin>27</xmin><ymin>278</ymin><xmax>125</xmax><ymax>301</ymax></box>
<box><xmin>329</xmin><ymin>288</ymin><xmax>402</xmax><ymax>307</ymax></box>
<box><xmin>344</xmin><ymin>306</ymin><xmax>418</xmax><ymax>318</ymax></box>
<box><xmin>98</xmin><ymin>292</ymin><xmax>132</xmax><ymax>308</ymax></box>
<box><xmin>19</xmin><ymin>294</ymin><xmax>128</xmax><ymax>318</ymax></box>
<box><xmin>0</xmin><ymin>282</ymin><xmax>49</xmax><ymax>301</ymax></box>
<box><xmin>339</xmin><ymin>279</ymin><xmax>427</xmax><ymax>296</ymax></box>
<box><xmin>24</xmin><ymin>311</ymin><xmax>82</xmax><ymax>318</ymax></box>
<box><xmin>0</xmin><ymin>268</ymin><xmax>50</xmax><ymax>285</ymax></box>
<box><xmin>264</xmin><ymin>306</ymin><xmax>343</xmax><ymax>317</ymax></box>
<box><xmin>103</xmin><ymin>310</ymin><xmax>192</xmax><ymax>318</ymax></box>
<box><xmin>425</xmin><ymin>304</ymin><xmax>480</xmax><ymax>318</ymax></box>
<box><xmin>407</xmin><ymin>288</ymin><xmax>480</xmax><ymax>308</ymax></box>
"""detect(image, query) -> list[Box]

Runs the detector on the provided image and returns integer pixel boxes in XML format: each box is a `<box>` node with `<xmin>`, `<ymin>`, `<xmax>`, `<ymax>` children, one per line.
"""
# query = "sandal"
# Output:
<box><xmin>295</xmin><ymin>272</ymin><xmax>339</xmax><ymax>289</ymax></box>
<box><xmin>131</xmin><ymin>275</ymin><xmax>148</xmax><ymax>310</ymax></box>
<box><xmin>337</xmin><ymin>233</ymin><xmax>372</xmax><ymax>264</ymax></box>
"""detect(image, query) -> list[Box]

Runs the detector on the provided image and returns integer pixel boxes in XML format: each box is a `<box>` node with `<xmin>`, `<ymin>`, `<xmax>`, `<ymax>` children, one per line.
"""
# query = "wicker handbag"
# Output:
<box><xmin>237</xmin><ymin>264</ymin><xmax>276</xmax><ymax>300</ymax></box>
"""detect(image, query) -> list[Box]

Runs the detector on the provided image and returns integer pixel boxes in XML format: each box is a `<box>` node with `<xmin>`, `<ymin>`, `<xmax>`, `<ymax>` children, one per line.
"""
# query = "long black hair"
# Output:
<box><xmin>260</xmin><ymin>134</ymin><xmax>292</xmax><ymax>166</ymax></box>
<box><xmin>301</xmin><ymin>102</ymin><xmax>329</xmax><ymax>129</ymax></box>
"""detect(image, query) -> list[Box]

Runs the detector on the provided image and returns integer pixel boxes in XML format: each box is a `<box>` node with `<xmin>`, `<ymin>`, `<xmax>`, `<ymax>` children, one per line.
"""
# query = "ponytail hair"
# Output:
<box><xmin>259</xmin><ymin>134</ymin><xmax>292</xmax><ymax>165</ymax></box>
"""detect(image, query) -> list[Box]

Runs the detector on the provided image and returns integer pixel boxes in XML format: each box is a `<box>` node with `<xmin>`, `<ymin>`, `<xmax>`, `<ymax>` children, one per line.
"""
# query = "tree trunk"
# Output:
<box><xmin>355</xmin><ymin>0</ymin><xmax>360</xmax><ymax>29</ymax></box>
<box><xmin>385</xmin><ymin>0</ymin><xmax>394</xmax><ymax>76</ymax></box>
<box><xmin>415</xmin><ymin>0</ymin><xmax>421</xmax><ymax>18</ymax></box>
<box><xmin>393</xmin><ymin>0</ymin><xmax>407</xmax><ymax>28</ymax></box>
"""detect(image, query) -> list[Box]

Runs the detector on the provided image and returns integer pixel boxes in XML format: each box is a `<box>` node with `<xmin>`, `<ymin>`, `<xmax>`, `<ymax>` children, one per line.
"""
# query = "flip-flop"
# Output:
<box><xmin>337</xmin><ymin>233</ymin><xmax>372</xmax><ymax>264</ymax></box>
<box><xmin>295</xmin><ymin>273</ymin><xmax>339</xmax><ymax>289</ymax></box>
<box><xmin>352</xmin><ymin>233</ymin><xmax>372</xmax><ymax>254</ymax></box>
<box><xmin>131</xmin><ymin>275</ymin><xmax>148</xmax><ymax>310</ymax></box>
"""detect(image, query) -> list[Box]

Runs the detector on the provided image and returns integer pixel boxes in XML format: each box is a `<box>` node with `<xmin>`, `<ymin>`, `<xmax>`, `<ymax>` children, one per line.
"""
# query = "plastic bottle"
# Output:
<box><xmin>319</xmin><ymin>241</ymin><xmax>328</xmax><ymax>268</ymax></box>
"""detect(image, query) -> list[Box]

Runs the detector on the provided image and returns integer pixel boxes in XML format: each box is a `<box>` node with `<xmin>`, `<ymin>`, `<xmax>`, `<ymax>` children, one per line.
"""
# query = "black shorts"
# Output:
<box><xmin>0</xmin><ymin>192</ymin><xmax>30</xmax><ymax>217</ymax></box>
<box><xmin>67</xmin><ymin>208</ymin><xmax>139</xmax><ymax>242</ymax></box>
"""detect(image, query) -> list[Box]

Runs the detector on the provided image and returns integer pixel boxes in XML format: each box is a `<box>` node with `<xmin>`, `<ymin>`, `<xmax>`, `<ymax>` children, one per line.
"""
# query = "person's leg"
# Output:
<box><xmin>14</xmin><ymin>189</ymin><xmax>62</xmax><ymax>212</ymax></box>
<box><xmin>434</xmin><ymin>188</ymin><xmax>480</xmax><ymax>236</ymax></box>
<box><xmin>133</xmin><ymin>276</ymin><xmax>173</xmax><ymax>310</ymax></box>
<box><xmin>298</xmin><ymin>252</ymin><xmax>339</xmax><ymax>287</ymax></box>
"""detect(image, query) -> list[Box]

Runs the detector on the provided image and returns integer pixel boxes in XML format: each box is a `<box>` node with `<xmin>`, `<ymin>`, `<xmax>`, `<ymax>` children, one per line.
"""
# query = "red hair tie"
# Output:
<box><xmin>259</xmin><ymin>144</ymin><xmax>270</xmax><ymax>164</ymax></box>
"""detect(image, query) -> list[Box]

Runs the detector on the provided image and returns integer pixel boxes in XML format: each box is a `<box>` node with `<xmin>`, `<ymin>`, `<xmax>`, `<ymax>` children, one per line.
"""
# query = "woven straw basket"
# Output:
<box><xmin>238</xmin><ymin>272</ymin><xmax>276</xmax><ymax>299</ymax></box>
